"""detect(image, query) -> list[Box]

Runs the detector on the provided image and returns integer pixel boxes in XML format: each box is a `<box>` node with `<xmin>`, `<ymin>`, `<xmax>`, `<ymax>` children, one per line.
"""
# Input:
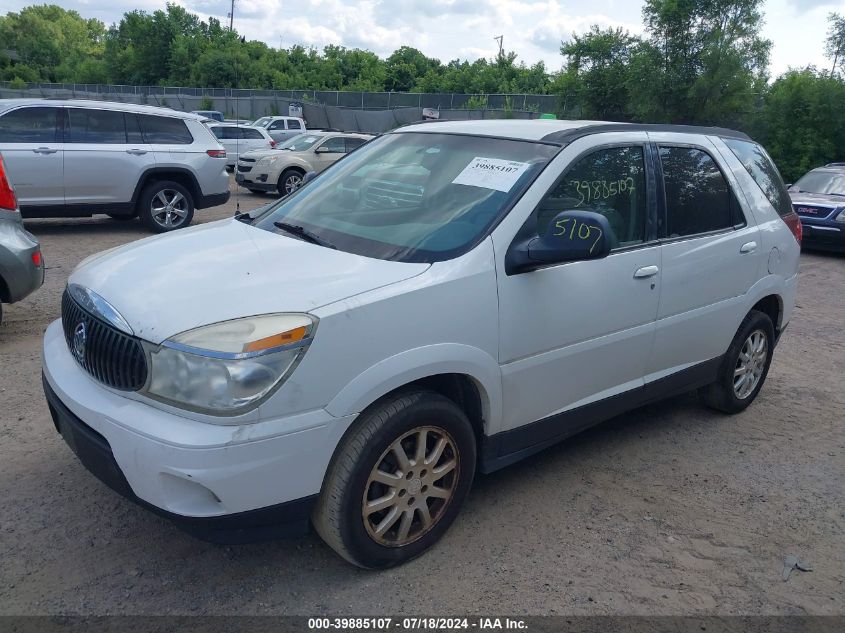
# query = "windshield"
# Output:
<box><xmin>278</xmin><ymin>134</ymin><xmax>321</xmax><ymax>151</ymax></box>
<box><xmin>253</xmin><ymin>117</ymin><xmax>272</xmax><ymax>128</ymax></box>
<box><xmin>253</xmin><ymin>132</ymin><xmax>559</xmax><ymax>263</ymax></box>
<box><xmin>793</xmin><ymin>171</ymin><xmax>845</xmax><ymax>196</ymax></box>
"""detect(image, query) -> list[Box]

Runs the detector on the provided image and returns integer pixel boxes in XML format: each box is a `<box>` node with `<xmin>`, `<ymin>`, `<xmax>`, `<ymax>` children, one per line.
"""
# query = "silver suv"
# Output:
<box><xmin>0</xmin><ymin>99</ymin><xmax>230</xmax><ymax>232</ymax></box>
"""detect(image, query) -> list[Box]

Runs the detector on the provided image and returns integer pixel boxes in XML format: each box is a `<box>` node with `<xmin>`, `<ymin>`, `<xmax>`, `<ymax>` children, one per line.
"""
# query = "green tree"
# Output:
<box><xmin>557</xmin><ymin>26</ymin><xmax>640</xmax><ymax>120</ymax></box>
<box><xmin>826</xmin><ymin>12</ymin><xmax>845</xmax><ymax>77</ymax></box>
<box><xmin>755</xmin><ymin>69</ymin><xmax>845</xmax><ymax>182</ymax></box>
<box><xmin>630</xmin><ymin>0</ymin><xmax>770</xmax><ymax>124</ymax></box>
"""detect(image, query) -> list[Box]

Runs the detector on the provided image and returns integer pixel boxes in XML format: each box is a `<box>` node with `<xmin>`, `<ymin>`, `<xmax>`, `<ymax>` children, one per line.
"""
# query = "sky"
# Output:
<box><xmin>2</xmin><ymin>0</ymin><xmax>843</xmax><ymax>77</ymax></box>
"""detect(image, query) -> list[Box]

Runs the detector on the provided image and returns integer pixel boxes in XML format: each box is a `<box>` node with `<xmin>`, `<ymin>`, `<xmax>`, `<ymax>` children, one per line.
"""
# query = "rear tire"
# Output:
<box><xmin>137</xmin><ymin>180</ymin><xmax>195</xmax><ymax>233</ymax></box>
<box><xmin>313</xmin><ymin>390</ymin><xmax>476</xmax><ymax>569</ymax></box>
<box><xmin>701</xmin><ymin>310</ymin><xmax>775</xmax><ymax>413</ymax></box>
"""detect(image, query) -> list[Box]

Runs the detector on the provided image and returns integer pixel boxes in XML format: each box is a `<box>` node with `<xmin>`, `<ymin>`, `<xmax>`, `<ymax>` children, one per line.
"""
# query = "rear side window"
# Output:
<box><xmin>240</xmin><ymin>128</ymin><xmax>264</xmax><ymax>139</ymax></box>
<box><xmin>659</xmin><ymin>146</ymin><xmax>741</xmax><ymax>237</ymax></box>
<box><xmin>0</xmin><ymin>107</ymin><xmax>60</xmax><ymax>143</ymax></box>
<box><xmin>287</xmin><ymin>119</ymin><xmax>302</xmax><ymax>130</ymax></box>
<box><xmin>723</xmin><ymin>138</ymin><xmax>793</xmax><ymax>217</ymax></box>
<box><xmin>210</xmin><ymin>127</ymin><xmax>226</xmax><ymax>139</ymax></box>
<box><xmin>140</xmin><ymin>115</ymin><xmax>193</xmax><ymax>144</ymax></box>
<box><xmin>538</xmin><ymin>145</ymin><xmax>648</xmax><ymax>248</ymax></box>
<box><xmin>67</xmin><ymin>108</ymin><xmax>127</xmax><ymax>144</ymax></box>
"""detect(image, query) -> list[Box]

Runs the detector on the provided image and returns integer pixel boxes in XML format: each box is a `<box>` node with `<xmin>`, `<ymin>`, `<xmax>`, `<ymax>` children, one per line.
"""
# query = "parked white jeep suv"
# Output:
<box><xmin>0</xmin><ymin>99</ymin><xmax>230</xmax><ymax>232</ymax></box>
<box><xmin>42</xmin><ymin>120</ymin><xmax>800</xmax><ymax>568</ymax></box>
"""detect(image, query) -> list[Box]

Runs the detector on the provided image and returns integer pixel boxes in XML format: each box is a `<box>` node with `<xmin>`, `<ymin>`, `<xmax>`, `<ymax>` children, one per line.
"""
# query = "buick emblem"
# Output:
<box><xmin>72</xmin><ymin>321</ymin><xmax>87</xmax><ymax>363</ymax></box>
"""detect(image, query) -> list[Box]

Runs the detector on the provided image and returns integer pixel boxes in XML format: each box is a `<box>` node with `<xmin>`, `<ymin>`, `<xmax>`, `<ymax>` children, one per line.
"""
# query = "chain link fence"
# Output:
<box><xmin>0</xmin><ymin>82</ymin><xmax>560</xmax><ymax>117</ymax></box>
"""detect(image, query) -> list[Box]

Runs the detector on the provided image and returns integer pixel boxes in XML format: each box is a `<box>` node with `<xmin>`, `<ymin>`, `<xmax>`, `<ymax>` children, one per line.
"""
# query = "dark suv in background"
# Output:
<box><xmin>788</xmin><ymin>163</ymin><xmax>845</xmax><ymax>250</ymax></box>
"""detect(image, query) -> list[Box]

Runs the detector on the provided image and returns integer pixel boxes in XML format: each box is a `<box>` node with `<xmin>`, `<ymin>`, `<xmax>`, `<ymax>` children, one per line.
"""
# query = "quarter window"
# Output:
<box><xmin>723</xmin><ymin>138</ymin><xmax>793</xmax><ymax>217</ymax></box>
<box><xmin>140</xmin><ymin>115</ymin><xmax>193</xmax><ymax>144</ymax></box>
<box><xmin>67</xmin><ymin>108</ymin><xmax>127</xmax><ymax>144</ymax></box>
<box><xmin>659</xmin><ymin>147</ymin><xmax>741</xmax><ymax>237</ymax></box>
<box><xmin>0</xmin><ymin>107</ymin><xmax>59</xmax><ymax>143</ymax></box>
<box><xmin>537</xmin><ymin>146</ymin><xmax>647</xmax><ymax>248</ymax></box>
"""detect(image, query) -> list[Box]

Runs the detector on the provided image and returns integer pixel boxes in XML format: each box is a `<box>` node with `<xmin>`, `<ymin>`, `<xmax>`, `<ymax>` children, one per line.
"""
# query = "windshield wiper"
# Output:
<box><xmin>273</xmin><ymin>221</ymin><xmax>336</xmax><ymax>249</ymax></box>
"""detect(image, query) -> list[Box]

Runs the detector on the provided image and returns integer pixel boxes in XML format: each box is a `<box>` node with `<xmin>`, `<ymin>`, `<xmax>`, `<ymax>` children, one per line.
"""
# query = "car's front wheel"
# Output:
<box><xmin>277</xmin><ymin>169</ymin><xmax>304</xmax><ymax>197</ymax></box>
<box><xmin>313</xmin><ymin>390</ymin><xmax>476</xmax><ymax>568</ymax></box>
<box><xmin>137</xmin><ymin>181</ymin><xmax>195</xmax><ymax>233</ymax></box>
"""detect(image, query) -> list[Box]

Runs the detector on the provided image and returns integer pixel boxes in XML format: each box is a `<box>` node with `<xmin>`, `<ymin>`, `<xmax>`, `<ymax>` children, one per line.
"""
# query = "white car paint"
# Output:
<box><xmin>43</xmin><ymin>119</ymin><xmax>800</xmax><ymax>531</ymax></box>
<box><xmin>207</xmin><ymin>123</ymin><xmax>275</xmax><ymax>167</ymax></box>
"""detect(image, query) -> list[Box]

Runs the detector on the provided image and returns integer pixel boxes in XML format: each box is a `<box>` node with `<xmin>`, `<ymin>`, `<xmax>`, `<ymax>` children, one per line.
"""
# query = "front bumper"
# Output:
<box><xmin>42</xmin><ymin>319</ymin><xmax>356</xmax><ymax>543</ymax></box>
<box><xmin>235</xmin><ymin>171</ymin><xmax>276</xmax><ymax>192</ymax></box>
<box><xmin>800</xmin><ymin>220</ymin><xmax>845</xmax><ymax>250</ymax></box>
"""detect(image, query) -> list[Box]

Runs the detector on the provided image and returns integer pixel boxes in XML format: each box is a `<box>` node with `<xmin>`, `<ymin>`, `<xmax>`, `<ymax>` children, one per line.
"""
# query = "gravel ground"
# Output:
<box><xmin>1</xmin><ymin>179</ymin><xmax>843</xmax><ymax>616</ymax></box>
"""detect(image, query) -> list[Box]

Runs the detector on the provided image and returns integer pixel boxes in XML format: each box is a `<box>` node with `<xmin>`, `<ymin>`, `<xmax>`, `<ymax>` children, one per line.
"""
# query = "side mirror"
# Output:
<box><xmin>506</xmin><ymin>210</ymin><xmax>613</xmax><ymax>274</ymax></box>
<box><xmin>302</xmin><ymin>171</ymin><xmax>318</xmax><ymax>185</ymax></box>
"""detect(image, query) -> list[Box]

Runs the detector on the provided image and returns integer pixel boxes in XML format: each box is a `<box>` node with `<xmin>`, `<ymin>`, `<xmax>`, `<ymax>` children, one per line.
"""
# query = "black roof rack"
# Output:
<box><xmin>541</xmin><ymin>122</ymin><xmax>751</xmax><ymax>144</ymax></box>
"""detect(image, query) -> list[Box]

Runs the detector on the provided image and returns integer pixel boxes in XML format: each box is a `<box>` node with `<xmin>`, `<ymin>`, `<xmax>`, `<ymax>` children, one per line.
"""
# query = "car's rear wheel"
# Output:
<box><xmin>137</xmin><ymin>181</ymin><xmax>195</xmax><ymax>233</ymax></box>
<box><xmin>313</xmin><ymin>390</ymin><xmax>476</xmax><ymax>569</ymax></box>
<box><xmin>701</xmin><ymin>310</ymin><xmax>775</xmax><ymax>413</ymax></box>
<box><xmin>278</xmin><ymin>169</ymin><xmax>304</xmax><ymax>197</ymax></box>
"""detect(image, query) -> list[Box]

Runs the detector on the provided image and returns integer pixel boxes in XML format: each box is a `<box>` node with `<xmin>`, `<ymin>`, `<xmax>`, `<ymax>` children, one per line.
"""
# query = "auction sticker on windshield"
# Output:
<box><xmin>452</xmin><ymin>157</ymin><xmax>531</xmax><ymax>192</ymax></box>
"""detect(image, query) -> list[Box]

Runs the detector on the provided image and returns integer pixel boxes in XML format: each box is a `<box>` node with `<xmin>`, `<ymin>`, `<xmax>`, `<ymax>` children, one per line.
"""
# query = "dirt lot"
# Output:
<box><xmin>1</xmin><ymin>179</ymin><xmax>843</xmax><ymax>616</ymax></box>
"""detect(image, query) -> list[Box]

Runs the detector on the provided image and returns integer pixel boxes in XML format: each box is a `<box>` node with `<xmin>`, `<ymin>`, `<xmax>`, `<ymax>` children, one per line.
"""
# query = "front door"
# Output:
<box><xmin>312</xmin><ymin>137</ymin><xmax>347</xmax><ymax>172</ymax></box>
<box><xmin>0</xmin><ymin>105</ymin><xmax>64</xmax><ymax>211</ymax></box>
<box><xmin>494</xmin><ymin>134</ymin><xmax>661</xmax><ymax>438</ymax></box>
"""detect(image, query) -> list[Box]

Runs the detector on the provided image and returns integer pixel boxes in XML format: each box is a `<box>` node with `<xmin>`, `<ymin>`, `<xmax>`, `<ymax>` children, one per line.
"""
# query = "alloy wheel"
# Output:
<box><xmin>362</xmin><ymin>426</ymin><xmax>460</xmax><ymax>547</ymax></box>
<box><xmin>733</xmin><ymin>329</ymin><xmax>768</xmax><ymax>399</ymax></box>
<box><xmin>150</xmin><ymin>189</ymin><xmax>189</xmax><ymax>229</ymax></box>
<box><xmin>283</xmin><ymin>174</ymin><xmax>303</xmax><ymax>194</ymax></box>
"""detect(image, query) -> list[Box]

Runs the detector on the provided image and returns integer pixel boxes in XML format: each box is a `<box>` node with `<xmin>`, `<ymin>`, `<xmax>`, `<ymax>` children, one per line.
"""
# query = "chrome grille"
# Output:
<box><xmin>61</xmin><ymin>289</ymin><xmax>147</xmax><ymax>391</ymax></box>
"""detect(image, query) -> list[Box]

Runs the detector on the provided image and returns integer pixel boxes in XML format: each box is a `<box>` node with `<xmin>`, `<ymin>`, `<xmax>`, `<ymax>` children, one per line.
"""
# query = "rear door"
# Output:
<box><xmin>63</xmin><ymin>107</ymin><xmax>155</xmax><ymax>208</ymax></box>
<box><xmin>646</xmin><ymin>134</ymin><xmax>761</xmax><ymax>380</ymax></box>
<box><xmin>0</xmin><ymin>105</ymin><xmax>64</xmax><ymax>210</ymax></box>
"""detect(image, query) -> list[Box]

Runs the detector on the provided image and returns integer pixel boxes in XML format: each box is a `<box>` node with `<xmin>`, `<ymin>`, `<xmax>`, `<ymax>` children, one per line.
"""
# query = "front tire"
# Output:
<box><xmin>137</xmin><ymin>181</ymin><xmax>195</xmax><ymax>233</ymax></box>
<box><xmin>701</xmin><ymin>310</ymin><xmax>775</xmax><ymax>413</ymax></box>
<box><xmin>313</xmin><ymin>390</ymin><xmax>476</xmax><ymax>569</ymax></box>
<box><xmin>277</xmin><ymin>169</ymin><xmax>304</xmax><ymax>197</ymax></box>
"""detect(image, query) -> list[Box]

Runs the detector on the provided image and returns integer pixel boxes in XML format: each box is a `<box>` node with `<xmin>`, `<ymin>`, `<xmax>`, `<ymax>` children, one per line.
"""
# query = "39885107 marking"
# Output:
<box><xmin>308</xmin><ymin>617</ymin><xmax>394</xmax><ymax>629</ymax></box>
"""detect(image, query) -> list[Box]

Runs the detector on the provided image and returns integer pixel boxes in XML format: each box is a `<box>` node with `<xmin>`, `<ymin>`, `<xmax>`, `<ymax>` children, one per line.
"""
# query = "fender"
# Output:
<box><xmin>742</xmin><ymin>273</ymin><xmax>789</xmax><ymax>330</ymax></box>
<box><xmin>130</xmin><ymin>167</ymin><xmax>201</xmax><ymax>204</ymax></box>
<box><xmin>325</xmin><ymin>343</ymin><xmax>503</xmax><ymax>435</ymax></box>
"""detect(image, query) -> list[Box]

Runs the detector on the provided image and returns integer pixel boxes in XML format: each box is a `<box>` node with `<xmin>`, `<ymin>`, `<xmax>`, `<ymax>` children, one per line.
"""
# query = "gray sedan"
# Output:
<box><xmin>0</xmin><ymin>154</ymin><xmax>43</xmax><ymax>323</ymax></box>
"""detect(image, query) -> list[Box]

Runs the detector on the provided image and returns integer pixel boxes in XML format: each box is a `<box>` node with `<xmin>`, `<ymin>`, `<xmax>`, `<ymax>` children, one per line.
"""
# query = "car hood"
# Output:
<box><xmin>789</xmin><ymin>191</ymin><xmax>845</xmax><ymax>209</ymax></box>
<box><xmin>69</xmin><ymin>219</ymin><xmax>429</xmax><ymax>344</ymax></box>
<box><xmin>240</xmin><ymin>148</ymin><xmax>279</xmax><ymax>160</ymax></box>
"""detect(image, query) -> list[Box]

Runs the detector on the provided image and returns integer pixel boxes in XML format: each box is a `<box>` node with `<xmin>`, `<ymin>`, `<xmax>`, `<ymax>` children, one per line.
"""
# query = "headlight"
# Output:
<box><xmin>143</xmin><ymin>313</ymin><xmax>316</xmax><ymax>415</ymax></box>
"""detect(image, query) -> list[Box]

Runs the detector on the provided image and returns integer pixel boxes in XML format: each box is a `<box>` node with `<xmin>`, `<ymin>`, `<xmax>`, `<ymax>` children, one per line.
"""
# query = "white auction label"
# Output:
<box><xmin>452</xmin><ymin>157</ymin><xmax>531</xmax><ymax>192</ymax></box>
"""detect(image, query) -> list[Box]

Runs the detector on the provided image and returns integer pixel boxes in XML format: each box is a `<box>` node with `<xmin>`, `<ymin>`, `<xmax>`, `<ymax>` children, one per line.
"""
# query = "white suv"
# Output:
<box><xmin>42</xmin><ymin>120</ymin><xmax>800</xmax><ymax>568</ymax></box>
<box><xmin>0</xmin><ymin>99</ymin><xmax>230</xmax><ymax>232</ymax></box>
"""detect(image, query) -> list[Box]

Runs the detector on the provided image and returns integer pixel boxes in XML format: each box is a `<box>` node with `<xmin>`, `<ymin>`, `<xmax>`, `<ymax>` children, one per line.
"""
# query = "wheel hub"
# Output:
<box><xmin>362</xmin><ymin>426</ymin><xmax>459</xmax><ymax>547</ymax></box>
<box><xmin>733</xmin><ymin>329</ymin><xmax>768</xmax><ymax>399</ymax></box>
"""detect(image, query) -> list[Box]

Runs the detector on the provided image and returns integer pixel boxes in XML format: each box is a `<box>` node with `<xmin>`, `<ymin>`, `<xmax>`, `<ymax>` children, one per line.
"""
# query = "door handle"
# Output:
<box><xmin>33</xmin><ymin>147</ymin><xmax>57</xmax><ymax>154</ymax></box>
<box><xmin>740</xmin><ymin>241</ymin><xmax>757</xmax><ymax>254</ymax></box>
<box><xmin>126</xmin><ymin>148</ymin><xmax>148</xmax><ymax>155</ymax></box>
<box><xmin>634</xmin><ymin>265</ymin><xmax>659</xmax><ymax>279</ymax></box>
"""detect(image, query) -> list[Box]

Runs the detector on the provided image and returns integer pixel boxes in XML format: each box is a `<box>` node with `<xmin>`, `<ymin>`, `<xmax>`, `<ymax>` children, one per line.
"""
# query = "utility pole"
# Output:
<box><xmin>494</xmin><ymin>35</ymin><xmax>503</xmax><ymax>58</ymax></box>
<box><xmin>228</xmin><ymin>0</ymin><xmax>235</xmax><ymax>31</ymax></box>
